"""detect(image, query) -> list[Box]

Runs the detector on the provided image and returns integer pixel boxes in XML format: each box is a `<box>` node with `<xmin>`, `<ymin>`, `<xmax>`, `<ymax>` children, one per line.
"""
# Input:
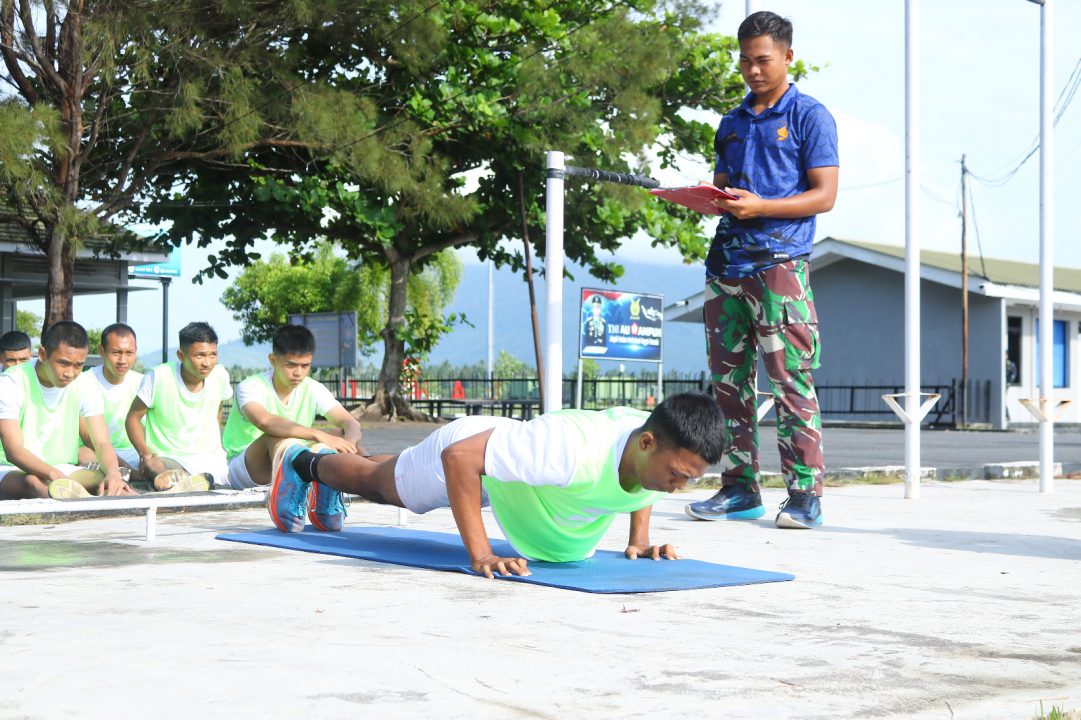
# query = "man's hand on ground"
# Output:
<box><xmin>625</xmin><ymin>543</ymin><xmax>680</xmax><ymax>561</ymax></box>
<box><xmin>97</xmin><ymin>471</ymin><xmax>136</xmax><ymax>497</ymax></box>
<box><xmin>471</xmin><ymin>554</ymin><xmax>531</xmax><ymax>579</ymax></box>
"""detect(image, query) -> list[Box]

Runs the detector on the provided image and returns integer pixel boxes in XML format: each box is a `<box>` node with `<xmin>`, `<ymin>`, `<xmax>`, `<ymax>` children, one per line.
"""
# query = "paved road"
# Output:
<box><xmin>359</xmin><ymin>421</ymin><xmax>1081</xmax><ymax>474</ymax></box>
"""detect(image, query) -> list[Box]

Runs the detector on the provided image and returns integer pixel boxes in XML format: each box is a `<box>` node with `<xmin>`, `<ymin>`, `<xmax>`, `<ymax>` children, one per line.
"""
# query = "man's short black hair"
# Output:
<box><xmin>41</xmin><ymin>321</ymin><xmax>89</xmax><ymax>353</ymax></box>
<box><xmin>0</xmin><ymin>330</ymin><xmax>32</xmax><ymax>353</ymax></box>
<box><xmin>178</xmin><ymin>321</ymin><xmax>218</xmax><ymax>349</ymax></box>
<box><xmin>642</xmin><ymin>392</ymin><xmax>726</xmax><ymax>465</ymax></box>
<box><xmin>272</xmin><ymin>324</ymin><xmax>316</xmax><ymax>357</ymax></box>
<box><xmin>738</xmin><ymin>10</ymin><xmax>793</xmax><ymax>48</ymax></box>
<box><xmin>101</xmin><ymin>322</ymin><xmax>136</xmax><ymax>349</ymax></box>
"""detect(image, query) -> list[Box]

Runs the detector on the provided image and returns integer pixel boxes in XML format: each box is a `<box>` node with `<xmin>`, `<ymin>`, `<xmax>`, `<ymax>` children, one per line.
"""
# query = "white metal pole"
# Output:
<box><xmin>904</xmin><ymin>0</ymin><xmax>921</xmax><ymax>499</ymax></box>
<box><xmin>657</xmin><ymin>361</ymin><xmax>663</xmax><ymax>404</ymax></box>
<box><xmin>1038</xmin><ymin>0</ymin><xmax>1054</xmax><ymax>493</ymax></box>
<box><xmin>487</xmin><ymin>259</ymin><xmax>494</xmax><ymax>398</ymax></box>
<box><xmin>576</xmin><ymin>358</ymin><xmax>584</xmax><ymax>409</ymax></box>
<box><xmin>544</xmin><ymin>151</ymin><xmax>565</xmax><ymax>414</ymax></box>
<box><xmin>745</xmin><ymin>0</ymin><xmax>756</xmax><ymax>16</ymax></box>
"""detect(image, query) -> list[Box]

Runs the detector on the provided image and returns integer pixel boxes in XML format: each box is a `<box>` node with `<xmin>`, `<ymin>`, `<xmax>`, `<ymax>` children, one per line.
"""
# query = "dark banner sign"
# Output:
<box><xmin>578</xmin><ymin>288</ymin><xmax>663</xmax><ymax>363</ymax></box>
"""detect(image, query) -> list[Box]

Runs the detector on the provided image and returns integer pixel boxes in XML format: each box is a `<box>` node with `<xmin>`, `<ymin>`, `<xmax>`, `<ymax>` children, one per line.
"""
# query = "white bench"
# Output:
<box><xmin>0</xmin><ymin>489</ymin><xmax>269</xmax><ymax>541</ymax></box>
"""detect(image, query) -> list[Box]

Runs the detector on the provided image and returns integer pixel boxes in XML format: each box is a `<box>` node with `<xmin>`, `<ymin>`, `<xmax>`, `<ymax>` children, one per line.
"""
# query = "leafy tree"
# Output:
<box><xmin>86</xmin><ymin>327</ymin><xmax>103</xmax><ymax>353</ymax></box>
<box><xmin>15</xmin><ymin>309</ymin><xmax>40</xmax><ymax>339</ymax></box>
<box><xmin>221</xmin><ymin>242</ymin><xmax>465</xmax><ymax>361</ymax></box>
<box><xmin>0</xmin><ymin>1</ymin><xmax>363</xmax><ymax>327</ymax></box>
<box><xmin>149</xmin><ymin>0</ymin><xmax>747</xmax><ymax>419</ymax></box>
<box><xmin>494</xmin><ymin>350</ymin><xmax>534</xmax><ymax>377</ymax></box>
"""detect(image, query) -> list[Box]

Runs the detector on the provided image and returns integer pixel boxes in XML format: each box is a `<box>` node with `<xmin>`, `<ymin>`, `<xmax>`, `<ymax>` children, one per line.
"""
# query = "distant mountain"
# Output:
<box><xmin>428</xmin><ymin>260</ymin><xmax>709</xmax><ymax>376</ymax></box>
<box><xmin>140</xmin><ymin>338</ymin><xmax>272</xmax><ymax>371</ymax></box>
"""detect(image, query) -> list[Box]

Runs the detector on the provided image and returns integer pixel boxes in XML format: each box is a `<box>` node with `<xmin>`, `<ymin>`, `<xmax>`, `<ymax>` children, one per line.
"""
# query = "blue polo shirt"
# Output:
<box><xmin>706</xmin><ymin>84</ymin><xmax>838</xmax><ymax>278</ymax></box>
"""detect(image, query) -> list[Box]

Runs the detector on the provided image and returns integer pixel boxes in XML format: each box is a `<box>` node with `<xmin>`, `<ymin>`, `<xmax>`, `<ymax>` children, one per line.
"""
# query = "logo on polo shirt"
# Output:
<box><xmin>776</xmin><ymin>124</ymin><xmax>789</xmax><ymax>142</ymax></box>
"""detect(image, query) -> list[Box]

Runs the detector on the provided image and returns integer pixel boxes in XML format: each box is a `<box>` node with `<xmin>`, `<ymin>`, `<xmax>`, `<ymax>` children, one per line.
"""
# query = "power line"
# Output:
<box><xmin>965</xmin><ymin>178</ymin><xmax>990</xmax><ymax>279</ymax></box>
<box><xmin>968</xmin><ymin>53</ymin><xmax>1081</xmax><ymax>187</ymax></box>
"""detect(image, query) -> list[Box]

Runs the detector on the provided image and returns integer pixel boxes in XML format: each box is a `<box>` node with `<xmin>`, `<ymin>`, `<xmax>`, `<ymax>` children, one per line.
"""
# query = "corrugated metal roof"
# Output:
<box><xmin>0</xmin><ymin>207</ymin><xmax>168</xmax><ymax>259</ymax></box>
<box><xmin>822</xmin><ymin>237</ymin><xmax>1081</xmax><ymax>293</ymax></box>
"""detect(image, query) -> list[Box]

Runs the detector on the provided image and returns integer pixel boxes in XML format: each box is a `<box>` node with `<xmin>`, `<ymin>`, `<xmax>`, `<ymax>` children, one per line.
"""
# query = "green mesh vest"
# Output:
<box><xmin>0</xmin><ymin>362</ymin><xmax>85</xmax><ymax>466</ymax></box>
<box><xmin>222</xmin><ymin>373</ymin><xmax>321</xmax><ymax>459</ymax></box>
<box><xmin>143</xmin><ymin>362</ymin><xmax>226</xmax><ymax>457</ymax></box>
<box><xmin>482</xmin><ymin>407</ymin><xmax>662</xmax><ymax>563</ymax></box>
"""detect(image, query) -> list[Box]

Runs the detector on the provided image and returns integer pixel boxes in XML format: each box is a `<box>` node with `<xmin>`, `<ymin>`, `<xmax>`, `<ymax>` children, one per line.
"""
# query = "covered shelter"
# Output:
<box><xmin>0</xmin><ymin>217</ymin><xmax>169</xmax><ymax>334</ymax></box>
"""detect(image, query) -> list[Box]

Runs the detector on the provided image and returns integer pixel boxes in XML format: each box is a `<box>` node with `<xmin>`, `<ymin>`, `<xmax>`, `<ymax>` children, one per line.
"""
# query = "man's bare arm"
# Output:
<box><xmin>126</xmin><ymin>398</ymin><xmax>155</xmax><ymax>463</ymax></box>
<box><xmin>442</xmin><ymin>429</ymin><xmax>530</xmax><ymax>579</ymax></box>
<box><xmin>85</xmin><ymin>415</ymin><xmax>132</xmax><ymax>496</ymax></box>
<box><xmin>625</xmin><ymin>505</ymin><xmax>680</xmax><ymax>560</ymax></box>
<box><xmin>325</xmin><ymin>404</ymin><xmax>363</xmax><ymax>451</ymax></box>
<box><xmin>243</xmin><ymin>402</ymin><xmax>357</xmax><ymax>454</ymax></box>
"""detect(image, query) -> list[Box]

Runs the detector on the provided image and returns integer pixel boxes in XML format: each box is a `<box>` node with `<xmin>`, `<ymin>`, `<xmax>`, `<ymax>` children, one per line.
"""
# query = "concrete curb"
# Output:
<box><xmin>703</xmin><ymin>460</ymin><xmax>1081</xmax><ymax>486</ymax></box>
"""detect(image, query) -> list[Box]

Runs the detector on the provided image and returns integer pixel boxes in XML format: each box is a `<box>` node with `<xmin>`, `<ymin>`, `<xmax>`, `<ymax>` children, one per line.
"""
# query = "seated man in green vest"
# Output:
<box><xmin>127</xmin><ymin>322</ymin><xmax>232</xmax><ymax>492</ymax></box>
<box><xmin>78</xmin><ymin>323</ymin><xmax>142</xmax><ymax>474</ymax></box>
<box><xmin>0</xmin><ymin>321</ymin><xmax>132</xmax><ymax>500</ymax></box>
<box><xmin>222</xmin><ymin>325</ymin><xmax>363</xmax><ymax>510</ymax></box>
<box><xmin>268</xmin><ymin>393</ymin><xmax>725</xmax><ymax>577</ymax></box>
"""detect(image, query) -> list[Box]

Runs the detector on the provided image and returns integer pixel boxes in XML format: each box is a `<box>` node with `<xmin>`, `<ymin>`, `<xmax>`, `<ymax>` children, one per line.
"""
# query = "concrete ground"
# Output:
<box><xmin>2</xmin><ymin>478</ymin><xmax>1080</xmax><ymax>719</ymax></box>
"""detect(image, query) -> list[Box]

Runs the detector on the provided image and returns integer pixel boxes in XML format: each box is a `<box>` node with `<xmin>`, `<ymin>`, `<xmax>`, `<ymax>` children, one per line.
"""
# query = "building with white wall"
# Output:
<box><xmin>665</xmin><ymin>237</ymin><xmax>1081</xmax><ymax>429</ymax></box>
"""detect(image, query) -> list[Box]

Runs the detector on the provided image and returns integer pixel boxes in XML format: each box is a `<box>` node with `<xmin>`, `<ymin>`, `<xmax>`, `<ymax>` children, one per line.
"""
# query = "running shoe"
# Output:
<box><xmin>268</xmin><ymin>441</ymin><xmax>310</xmax><ymax>533</ymax></box>
<box><xmin>158</xmin><ymin>474</ymin><xmax>210</xmax><ymax>494</ymax></box>
<box><xmin>684</xmin><ymin>484</ymin><xmax>765</xmax><ymax>521</ymax></box>
<box><xmin>48</xmin><ymin>477</ymin><xmax>93</xmax><ymax>500</ymax></box>
<box><xmin>775</xmin><ymin>491</ymin><xmax>823</xmax><ymax>529</ymax></box>
<box><xmin>152</xmin><ymin>468</ymin><xmax>189</xmax><ymax>492</ymax></box>
<box><xmin>306</xmin><ymin>443</ymin><xmax>345</xmax><ymax>532</ymax></box>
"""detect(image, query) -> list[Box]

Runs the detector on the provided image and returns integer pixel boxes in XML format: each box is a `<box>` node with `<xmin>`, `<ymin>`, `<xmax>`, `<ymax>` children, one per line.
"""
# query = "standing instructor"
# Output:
<box><xmin>685</xmin><ymin>10</ymin><xmax>838</xmax><ymax>529</ymax></box>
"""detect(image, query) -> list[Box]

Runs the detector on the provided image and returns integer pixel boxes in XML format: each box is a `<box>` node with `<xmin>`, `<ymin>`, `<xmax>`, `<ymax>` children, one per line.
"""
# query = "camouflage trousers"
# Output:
<box><xmin>704</xmin><ymin>259</ymin><xmax>824</xmax><ymax>496</ymax></box>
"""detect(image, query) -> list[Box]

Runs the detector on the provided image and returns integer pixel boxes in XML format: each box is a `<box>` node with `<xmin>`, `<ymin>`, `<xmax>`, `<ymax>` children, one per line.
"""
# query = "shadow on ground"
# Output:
<box><xmin>820</xmin><ymin>524</ymin><xmax>1081</xmax><ymax>561</ymax></box>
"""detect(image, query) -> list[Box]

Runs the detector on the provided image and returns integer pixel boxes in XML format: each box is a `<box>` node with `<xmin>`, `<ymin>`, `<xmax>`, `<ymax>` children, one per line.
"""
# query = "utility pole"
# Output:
<box><xmin>960</xmin><ymin>155</ymin><xmax>969</xmax><ymax>429</ymax></box>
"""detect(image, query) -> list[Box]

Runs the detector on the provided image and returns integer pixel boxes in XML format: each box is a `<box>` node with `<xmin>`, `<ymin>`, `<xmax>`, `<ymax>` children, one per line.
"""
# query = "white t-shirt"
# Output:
<box><xmin>136</xmin><ymin>363</ymin><xmax>232</xmax><ymax>409</ymax></box>
<box><xmin>90</xmin><ymin>365</ymin><xmax>143</xmax><ymax>398</ymax></box>
<box><xmin>0</xmin><ymin>362</ymin><xmax>104</xmax><ymax>420</ymax></box>
<box><xmin>90</xmin><ymin>365</ymin><xmax>142</xmax><ymax>427</ymax></box>
<box><xmin>481</xmin><ymin>412</ymin><xmax>640</xmax><ymax>488</ymax></box>
<box><xmin>234</xmin><ymin>371</ymin><xmax>339</xmax><ymax>420</ymax></box>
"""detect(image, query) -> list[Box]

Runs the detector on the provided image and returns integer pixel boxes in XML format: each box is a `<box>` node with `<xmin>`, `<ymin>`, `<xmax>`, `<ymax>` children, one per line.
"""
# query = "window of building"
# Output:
<box><xmin>1006</xmin><ymin>316</ymin><xmax>1021</xmax><ymax>385</ymax></box>
<box><xmin>1035</xmin><ymin>318</ymin><xmax>1069</xmax><ymax>388</ymax></box>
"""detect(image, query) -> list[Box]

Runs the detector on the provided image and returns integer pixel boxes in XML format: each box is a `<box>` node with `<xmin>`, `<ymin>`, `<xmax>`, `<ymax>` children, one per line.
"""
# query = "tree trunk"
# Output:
<box><xmin>359</xmin><ymin>252</ymin><xmax>430</xmax><ymax>421</ymax></box>
<box><xmin>43</xmin><ymin>226</ymin><xmax>75</xmax><ymax>330</ymax></box>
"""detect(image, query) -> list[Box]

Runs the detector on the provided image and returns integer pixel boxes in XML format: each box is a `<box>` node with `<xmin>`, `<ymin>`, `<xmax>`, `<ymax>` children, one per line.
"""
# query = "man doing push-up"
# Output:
<box><xmin>266</xmin><ymin>393</ymin><xmax>725</xmax><ymax>578</ymax></box>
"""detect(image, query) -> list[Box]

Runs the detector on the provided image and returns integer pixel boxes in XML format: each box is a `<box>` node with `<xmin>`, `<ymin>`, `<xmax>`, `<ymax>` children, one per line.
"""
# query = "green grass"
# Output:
<box><xmin>691</xmin><ymin>472</ymin><xmax>905</xmax><ymax>491</ymax></box>
<box><xmin>1034</xmin><ymin>702</ymin><xmax>1080</xmax><ymax>720</ymax></box>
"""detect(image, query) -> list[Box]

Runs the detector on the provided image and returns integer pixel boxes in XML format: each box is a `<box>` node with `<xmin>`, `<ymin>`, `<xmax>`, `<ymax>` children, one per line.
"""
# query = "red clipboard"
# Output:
<box><xmin>649</xmin><ymin>183</ymin><xmax>738</xmax><ymax>215</ymax></box>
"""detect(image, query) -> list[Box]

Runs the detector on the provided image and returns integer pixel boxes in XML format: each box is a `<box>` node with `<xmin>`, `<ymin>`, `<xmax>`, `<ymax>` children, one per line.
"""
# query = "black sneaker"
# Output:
<box><xmin>684</xmin><ymin>485</ymin><xmax>765</xmax><ymax>521</ymax></box>
<box><xmin>775</xmin><ymin>492</ymin><xmax>823</xmax><ymax>529</ymax></box>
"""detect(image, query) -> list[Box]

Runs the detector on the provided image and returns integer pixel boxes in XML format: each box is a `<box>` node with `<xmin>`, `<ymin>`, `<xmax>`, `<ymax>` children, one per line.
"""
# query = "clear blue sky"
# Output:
<box><xmin>35</xmin><ymin>0</ymin><xmax>1081</xmax><ymax>352</ymax></box>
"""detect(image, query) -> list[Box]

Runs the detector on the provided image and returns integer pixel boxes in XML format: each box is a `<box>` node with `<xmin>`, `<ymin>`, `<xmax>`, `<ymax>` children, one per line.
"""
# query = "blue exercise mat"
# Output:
<box><xmin>217</xmin><ymin>526</ymin><xmax>795</xmax><ymax>594</ymax></box>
